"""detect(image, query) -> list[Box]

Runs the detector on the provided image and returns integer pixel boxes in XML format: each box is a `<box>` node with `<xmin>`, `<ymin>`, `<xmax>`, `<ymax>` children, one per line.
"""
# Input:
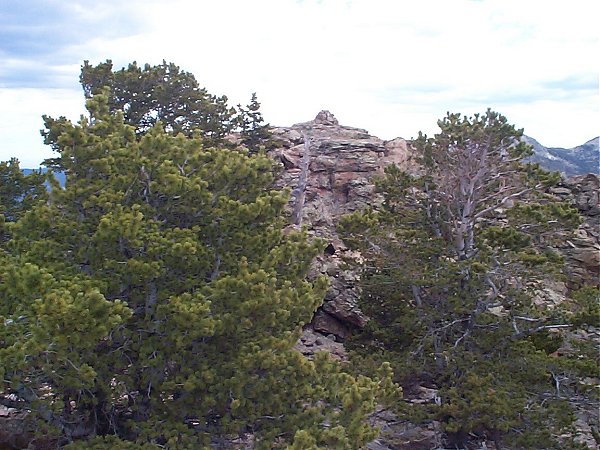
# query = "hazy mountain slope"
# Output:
<box><xmin>525</xmin><ymin>136</ymin><xmax>598</xmax><ymax>176</ymax></box>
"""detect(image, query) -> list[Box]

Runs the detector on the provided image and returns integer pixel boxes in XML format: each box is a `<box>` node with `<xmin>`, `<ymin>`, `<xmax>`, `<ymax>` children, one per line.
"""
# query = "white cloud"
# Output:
<box><xmin>0</xmin><ymin>89</ymin><xmax>85</xmax><ymax>167</ymax></box>
<box><xmin>0</xmin><ymin>0</ymin><xmax>597</xmax><ymax>166</ymax></box>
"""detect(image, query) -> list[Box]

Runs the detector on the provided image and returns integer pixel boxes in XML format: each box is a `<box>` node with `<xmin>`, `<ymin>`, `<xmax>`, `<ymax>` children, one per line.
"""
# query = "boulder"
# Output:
<box><xmin>368</xmin><ymin>406</ymin><xmax>443</xmax><ymax>450</ymax></box>
<box><xmin>314</xmin><ymin>110</ymin><xmax>339</xmax><ymax>126</ymax></box>
<box><xmin>294</xmin><ymin>327</ymin><xmax>347</xmax><ymax>361</ymax></box>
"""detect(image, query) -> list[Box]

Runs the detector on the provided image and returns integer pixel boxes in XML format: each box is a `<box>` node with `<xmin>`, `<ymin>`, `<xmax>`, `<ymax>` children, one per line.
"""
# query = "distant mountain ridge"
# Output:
<box><xmin>524</xmin><ymin>136</ymin><xmax>599</xmax><ymax>177</ymax></box>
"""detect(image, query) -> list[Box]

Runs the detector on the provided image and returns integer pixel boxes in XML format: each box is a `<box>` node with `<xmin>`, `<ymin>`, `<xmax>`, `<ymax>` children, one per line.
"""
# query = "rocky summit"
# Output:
<box><xmin>5</xmin><ymin>58</ymin><xmax>598</xmax><ymax>450</ymax></box>
<box><xmin>6</xmin><ymin>109</ymin><xmax>598</xmax><ymax>450</ymax></box>
<box><xmin>272</xmin><ymin>112</ymin><xmax>599</xmax><ymax>449</ymax></box>
<box><xmin>270</xmin><ymin>111</ymin><xmax>415</xmax><ymax>338</ymax></box>
<box><xmin>272</xmin><ymin>111</ymin><xmax>599</xmax><ymax>339</ymax></box>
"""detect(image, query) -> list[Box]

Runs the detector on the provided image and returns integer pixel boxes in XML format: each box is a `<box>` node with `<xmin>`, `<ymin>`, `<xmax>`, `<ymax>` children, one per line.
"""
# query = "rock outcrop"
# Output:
<box><xmin>550</xmin><ymin>173</ymin><xmax>600</xmax><ymax>287</ymax></box>
<box><xmin>271</xmin><ymin>111</ymin><xmax>414</xmax><ymax>337</ymax></box>
<box><xmin>273</xmin><ymin>113</ymin><xmax>599</xmax><ymax>336</ymax></box>
<box><xmin>270</xmin><ymin>112</ymin><xmax>600</xmax><ymax>341</ymax></box>
<box><xmin>273</xmin><ymin>114</ymin><xmax>599</xmax><ymax>449</ymax></box>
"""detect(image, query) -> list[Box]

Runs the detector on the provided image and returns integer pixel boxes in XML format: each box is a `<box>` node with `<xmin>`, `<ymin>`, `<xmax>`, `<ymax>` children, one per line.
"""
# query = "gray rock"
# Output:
<box><xmin>271</xmin><ymin>112</ymin><xmax>412</xmax><ymax>331</ymax></box>
<box><xmin>314</xmin><ymin>110</ymin><xmax>339</xmax><ymax>126</ymax></box>
<box><xmin>312</xmin><ymin>309</ymin><xmax>351</xmax><ymax>339</ymax></box>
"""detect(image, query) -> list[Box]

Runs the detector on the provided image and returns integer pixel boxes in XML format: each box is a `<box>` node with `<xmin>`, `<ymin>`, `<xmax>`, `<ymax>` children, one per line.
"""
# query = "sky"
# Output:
<box><xmin>0</xmin><ymin>0</ymin><xmax>598</xmax><ymax>167</ymax></box>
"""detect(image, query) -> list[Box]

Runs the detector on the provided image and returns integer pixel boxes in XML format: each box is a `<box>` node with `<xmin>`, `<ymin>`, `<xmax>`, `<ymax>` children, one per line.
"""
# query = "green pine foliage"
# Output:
<box><xmin>0</xmin><ymin>158</ymin><xmax>47</xmax><ymax>243</ymax></box>
<box><xmin>0</xmin><ymin>159</ymin><xmax>47</xmax><ymax>222</ymax></box>
<box><xmin>44</xmin><ymin>61</ymin><xmax>276</xmax><ymax>171</ymax></box>
<box><xmin>0</xmin><ymin>92</ymin><xmax>392</xmax><ymax>449</ymax></box>
<box><xmin>237</xmin><ymin>93</ymin><xmax>277</xmax><ymax>154</ymax></box>
<box><xmin>340</xmin><ymin>110</ymin><xmax>593</xmax><ymax>449</ymax></box>
<box><xmin>78</xmin><ymin>60</ymin><xmax>237</xmax><ymax>142</ymax></box>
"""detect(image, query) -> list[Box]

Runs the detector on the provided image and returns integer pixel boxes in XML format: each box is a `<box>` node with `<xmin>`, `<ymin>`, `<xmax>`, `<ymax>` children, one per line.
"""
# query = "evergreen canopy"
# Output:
<box><xmin>0</xmin><ymin>90</ymin><xmax>393</xmax><ymax>449</ymax></box>
<box><xmin>340</xmin><ymin>110</ymin><xmax>596</xmax><ymax>449</ymax></box>
<box><xmin>43</xmin><ymin>61</ymin><xmax>274</xmax><ymax>172</ymax></box>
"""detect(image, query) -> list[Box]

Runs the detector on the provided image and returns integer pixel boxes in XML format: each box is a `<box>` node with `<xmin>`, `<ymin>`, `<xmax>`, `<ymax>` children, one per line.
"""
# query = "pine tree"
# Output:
<box><xmin>45</xmin><ymin>61</ymin><xmax>274</xmax><ymax>172</ymax></box>
<box><xmin>0</xmin><ymin>92</ymin><xmax>393</xmax><ymax>449</ymax></box>
<box><xmin>340</xmin><ymin>110</ymin><xmax>593</xmax><ymax>449</ymax></box>
<box><xmin>0</xmin><ymin>159</ymin><xmax>47</xmax><ymax>222</ymax></box>
<box><xmin>0</xmin><ymin>158</ymin><xmax>47</xmax><ymax>243</ymax></box>
<box><xmin>78</xmin><ymin>60</ymin><xmax>237</xmax><ymax>141</ymax></box>
<box><xmin>238</xmin><ymin>93</ymin><xmax>275</xmax><ymax>154</ymax></box>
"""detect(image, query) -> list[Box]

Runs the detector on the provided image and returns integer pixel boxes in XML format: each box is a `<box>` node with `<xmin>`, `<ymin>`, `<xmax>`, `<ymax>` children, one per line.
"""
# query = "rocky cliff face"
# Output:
<box><xmin>270</xmin><ymin>111</ymin><xmax>414</xmax><ymax>339</ymax></box>
<box><xmin>272</xmin><ymin>112</ymin><xmax>599</xmax><ymax>337</ymax></box>
<box><xmin>272</xmin><ymin>112</ymin><xmax>599</xmax><ymax>450</ymax></box>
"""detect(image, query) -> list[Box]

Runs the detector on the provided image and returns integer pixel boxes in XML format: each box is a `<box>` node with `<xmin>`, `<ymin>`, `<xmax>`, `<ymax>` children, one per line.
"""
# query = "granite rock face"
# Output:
<box><xmin>272</xmin><ymin>114</ymin><xmax>598</xmax><ymax>449</ymax></box>
<box><xmin>271</xmin><ymin>111</ymin><xmax>414</xmax><ymax>337</ymax></box>
<box><xmin>272</xmin><ymin>110</ymin><xmax>412</xmax><ymax>234</ymax></box>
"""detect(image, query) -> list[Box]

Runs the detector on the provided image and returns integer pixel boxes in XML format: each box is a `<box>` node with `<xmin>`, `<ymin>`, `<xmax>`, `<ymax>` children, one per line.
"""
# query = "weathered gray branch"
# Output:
<box><xmin>291</xmin><ymin>133</ymin><xmax>311</xmax><ymax>225</ymax></box>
